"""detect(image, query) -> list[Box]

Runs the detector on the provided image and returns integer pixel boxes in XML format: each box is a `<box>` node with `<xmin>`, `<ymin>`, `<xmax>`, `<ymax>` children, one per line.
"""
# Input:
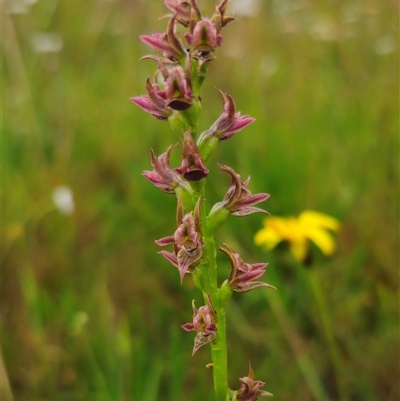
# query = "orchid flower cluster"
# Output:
<box><xmin>131</xmin><ymin>1</ymin><xmax>274</xmax><ymax>400</ymax></box>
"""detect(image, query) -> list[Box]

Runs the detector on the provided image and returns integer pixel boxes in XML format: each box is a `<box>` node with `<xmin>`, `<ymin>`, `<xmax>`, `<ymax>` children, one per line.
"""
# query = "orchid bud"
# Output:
<box><xmin>211</xmin><ymin>0</ymin><xmax>235</xmax><ymax>33</ymax></box>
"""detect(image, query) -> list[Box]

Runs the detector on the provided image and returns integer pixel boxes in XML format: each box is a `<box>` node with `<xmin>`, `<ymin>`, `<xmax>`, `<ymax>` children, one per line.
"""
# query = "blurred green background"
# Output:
<box><xmin>2</xmin><ymin>0</ymin><xmax>399</xmax><ymax>400</ymax></box>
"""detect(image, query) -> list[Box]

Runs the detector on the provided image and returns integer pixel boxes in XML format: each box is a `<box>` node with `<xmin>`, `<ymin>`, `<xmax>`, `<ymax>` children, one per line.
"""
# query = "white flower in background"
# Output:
<box><xmin>52</xmin><ymin>185</ymin><xmax>75</xmax><ymax>215</ymax></box>
<box><xmin>31</xmin><ymin>32</ymin><xmax>63</xmax><ymax>54</ymax></box>
<box><xmin>374</xmin><ymin>34</ymin><xmax>397</xmax><ymax>55</ymax></box>
<box><xmin>231</xmin><ymin>0</ymin><xmax>261</xmax><ymax>17</ymax></box>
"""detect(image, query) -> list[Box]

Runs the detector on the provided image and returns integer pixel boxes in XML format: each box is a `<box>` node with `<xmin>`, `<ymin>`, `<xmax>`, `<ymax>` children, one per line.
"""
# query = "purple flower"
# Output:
<box><xmin>198</xmin><ymin>89</ymin><xmax>255</xmax><ymax>145</ymax></box>
<box><xmin>176</xmin><ymin>131</ymin><xmax>209</xmax><ymax>181</ymax></box>
<box><xmin>236</xmin><ymin>363</ymin><xmax>273</xmax><ymax>400</ymax></box>
<box><xmin>163</xmin><ymin>0</ymin><xmax>198</xmax><ymax>27</ymax></box>
<box><xmin>140</xmin><ymin>15</ymin><xmax>187</xmax><ymax>62</ymax></box>
<box><xmin>185</xmin><ymin>18</ymin><xmax>223</xmax><ymax>50</ymax></box>
<box><xmin>185</xmin><ymin>19</ymin><xmax>222</xmax><ymax>63</ymax></box>
<box><xmin>219</xmin><ymin>243</ymin><xmax>276</xmax><ymax>293</ymax></box>
<box><xmin>142</xmin><ymin>145</ymin><xmax>192</xmax><ymax>194</ymax></box>
<box><xmin>156</xmin><ymin>198</ymin><xmax>203</xmax><ymax>282</ymax></box>
<box><xmin>164</xmin><ymin>64</ymin><xmax>194</xmax><ymax>111</ymax></box>
<box><xmin>181</xmin><ymin>294</ymin><xmax>218</xmax><ymax>354</ymax></box>
<box><xmin>130</xmin><ymin>77</ymin><xmax>172</xmax><ymax>121</ymax></box>
<box><xmin>210</xmin><ymin>165</ymin><xmax>270</xmax><ymax>217</ymax></box>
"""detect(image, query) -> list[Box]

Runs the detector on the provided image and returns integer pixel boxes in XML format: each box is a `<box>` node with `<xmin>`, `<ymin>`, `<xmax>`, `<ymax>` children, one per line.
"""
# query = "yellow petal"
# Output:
<box><xmin>305</xmin><ymin>226</ymin><xmax>336</xmax><ymax>255</ymax></box>
<box><xmin>266</xmin><ymin>216</ymin><xmax>298</xmax><ymax>240</ymax></box>
<box><xmin>299</xmin><ymin>210</ymin><xmax>340</xmax><ymax>231</ymax></box>
<box><xmin>254</xmin><ymin>226</ymin><xmax>282</xmax><ymax>251</ymax></box>
<box><xmin>289</xmin><ymin>237</ymin><xmax>309</xmax><ymax>261</ymax></box>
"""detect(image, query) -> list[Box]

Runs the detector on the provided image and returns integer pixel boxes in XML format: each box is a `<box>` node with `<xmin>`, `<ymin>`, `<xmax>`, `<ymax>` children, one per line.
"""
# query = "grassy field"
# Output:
<box><xmin>2</xmin><ymin>0</ymin><xmax>399</xmax><ymax>400</ymax></box>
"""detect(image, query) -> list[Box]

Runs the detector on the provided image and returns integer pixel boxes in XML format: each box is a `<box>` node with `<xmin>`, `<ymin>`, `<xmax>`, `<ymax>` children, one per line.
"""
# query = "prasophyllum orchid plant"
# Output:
<box><xmin>131</xmin><ymin>1</ymin><xmax>275</xmax><ymax>400</ymax></box>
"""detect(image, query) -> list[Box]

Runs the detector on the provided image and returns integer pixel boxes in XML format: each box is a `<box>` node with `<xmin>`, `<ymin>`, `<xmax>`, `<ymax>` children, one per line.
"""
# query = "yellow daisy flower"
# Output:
<box><xmin>254</xmin><ymin>210</ymin><xmax>340</xmax><ymax>262</ymax></box>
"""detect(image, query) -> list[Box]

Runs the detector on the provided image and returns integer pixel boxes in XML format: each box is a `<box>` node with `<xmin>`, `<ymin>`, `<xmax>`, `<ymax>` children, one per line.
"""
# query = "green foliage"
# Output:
<box><xmin>3</xmin><ymin>0</ymin><xmax>398</xmax><ymax>400</ymax></box>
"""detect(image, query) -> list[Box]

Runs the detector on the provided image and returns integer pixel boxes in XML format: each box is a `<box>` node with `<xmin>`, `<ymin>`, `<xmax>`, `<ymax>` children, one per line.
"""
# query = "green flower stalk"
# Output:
<box><xmin>131</xmin><ymin>1</ymin><xmax>275</xmax><ymax>399</ymax></box>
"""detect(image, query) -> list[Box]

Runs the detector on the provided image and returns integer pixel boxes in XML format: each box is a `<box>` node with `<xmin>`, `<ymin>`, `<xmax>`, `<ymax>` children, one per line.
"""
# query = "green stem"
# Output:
<box><xmin>306</xmin><ymin>268</ymin><xmax>349</xmax><ymax>401</ymax></box>
<box><xmin>192</xmin><ymin>237</ymin><xmax>229</xmax><ymax>400</ymax></box>
<box><xmin>203</xmin><ymin>236</ymin><xmax>229</xmax><ymax>401</ymax></box>
<box><xmin>210</xmin><ymin>304</ymin><xmax>229</xmax><ymax>401</ymax></box>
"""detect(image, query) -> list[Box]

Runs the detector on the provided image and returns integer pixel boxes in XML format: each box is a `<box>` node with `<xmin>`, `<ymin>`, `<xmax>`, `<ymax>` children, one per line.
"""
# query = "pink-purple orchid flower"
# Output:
<box><xmin>219</xmin><ymin>243</ymin><xmax>276</xmax><ymax>293</ymax></box>
<box><xmin>210</xmin><ymin>165</ymin><xmax>270</xmax><ymax>217</ymax></box>
<box><xmin>181</xmin><ymin>295</ymin><xmax>218</xmax><ymax>355</ymax></box>
<box><xmin>176</xmin><ymin>131</ymin><xmax>209</xmax><ymax>181</ymax></box>
<box><xmin>198</xmin><ymin>89</ymin><xmax>255</xmax><ymax>145</ymax></box>
<box><xmin>140</xmin><ymin>15</ymin><xmax>187</xmax><ymax>62</ymax></box>
<box><xmin>130</xmin><ymin>76</ymin><xmax>172</xmax><ymax>121</ymax></box>
<box><xmin>142</xmin><ymin>145</ymin><xmax>193</xmax><ymax>194</ymax></box>
<box><xmin>156</xmin><ymin>198</ymin><xmax>203</xmax><ymax>282</ymax></box>
<box><xmin>236</xmin><ymin>363</ymin><xmax>273</xmax><ymax>400</ymax></box>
